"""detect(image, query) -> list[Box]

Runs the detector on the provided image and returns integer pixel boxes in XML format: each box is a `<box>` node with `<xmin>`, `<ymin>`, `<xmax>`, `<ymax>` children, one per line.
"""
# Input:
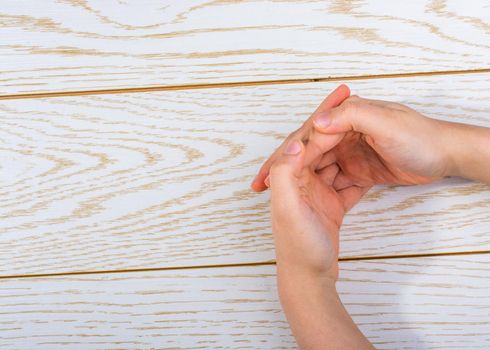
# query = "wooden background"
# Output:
<box><xmin>1</xmin><ymin>1</ymin><xmax>489</xmax><ymax>349</ymax></box>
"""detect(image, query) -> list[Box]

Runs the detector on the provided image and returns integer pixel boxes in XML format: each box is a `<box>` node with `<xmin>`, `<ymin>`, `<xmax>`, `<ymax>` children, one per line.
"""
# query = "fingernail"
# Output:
<box><xmin>284</xmin><ymin>140</ymin><xmax>301</xmax><ymax>155</ymax></box>
<box><xmin>264</xmin><ymin>175</ymin><xmax>270</xmax><ymax>188</ymax></box>
<box><xmin>313</xmin><ymin>112</ymin><xmax>331</xmax><ymax>129</ymax></box>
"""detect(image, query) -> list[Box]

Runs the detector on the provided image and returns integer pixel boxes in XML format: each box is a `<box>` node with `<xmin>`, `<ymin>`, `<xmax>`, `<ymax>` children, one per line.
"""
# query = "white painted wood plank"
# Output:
<box><xmin>2</xmin><ymin>0</ymin><xmax>490</xmax><ymax>94</ymax></box>
<box><xmin>1</xmin><ymin>74</ymin><xmax>490</xmax><ymax>276</ymax></box>
<box><xmin>0</xmin><ymin>255</ymin><xmax>489</xmax><ymax>349</ymax></box>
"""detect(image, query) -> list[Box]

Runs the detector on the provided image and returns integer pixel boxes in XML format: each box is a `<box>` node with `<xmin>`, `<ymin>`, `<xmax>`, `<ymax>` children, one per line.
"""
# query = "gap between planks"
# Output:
<box><xmin>1</xmin><ymin>68</ymin><xmax>490</xmax><ymax>101</ymax></box>
<box><xmin>2</xmin><ymin>250</ymin><xmax>490</xmax><ymax>281</ymax></box>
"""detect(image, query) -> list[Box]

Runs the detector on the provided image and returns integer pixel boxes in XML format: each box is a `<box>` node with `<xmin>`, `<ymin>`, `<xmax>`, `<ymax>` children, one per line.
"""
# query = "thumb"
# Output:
<box><xmin>303</xmin><ymin>97</ymin><xmax>393</xmax><ymax>164</ymax></box>
<box><xmin>312</xmin><ymin>97</ymin><xmax>392</xmax><ymax>137</ymax></box>
<box><xmin>269</xmin><ymin>139</ymin><xmax>305</xmax><ymax>213</ymax></box>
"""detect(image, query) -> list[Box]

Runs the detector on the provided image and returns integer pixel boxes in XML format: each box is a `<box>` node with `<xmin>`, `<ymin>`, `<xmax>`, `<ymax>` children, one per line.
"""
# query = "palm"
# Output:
<box><xmin>296</xmin><ymin>129</ymin><xmax>437</xmax><ymax>275</ymax></box>
<box><xmin>293</xmin><ymin>166</ymin><xmax>369</xmax><ymax>278</ymax></box>
<box><xmin>323</xmin><ymin>132</ymin><xmax>438</xmax><ymax>190</ymax></box>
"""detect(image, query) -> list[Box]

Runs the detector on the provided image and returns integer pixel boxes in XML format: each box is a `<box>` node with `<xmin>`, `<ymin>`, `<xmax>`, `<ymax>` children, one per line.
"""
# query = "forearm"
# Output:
<box><xmin>440</xmin><ymin>120</ymin><xmax>490</xmax><ymax>184</ymax></box>
<box><xmin>277</xmin><ymin>267</ymin><xmax>374</xmax><ymax>350</ymax></box>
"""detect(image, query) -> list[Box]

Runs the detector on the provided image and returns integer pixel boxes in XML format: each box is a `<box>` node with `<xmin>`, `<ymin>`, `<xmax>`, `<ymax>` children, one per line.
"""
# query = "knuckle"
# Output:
<box><xmin>341</xmin><ymin>98</ymin><xmax>361</xmax><ymax>115</ymax></box>
<box><xmin>339</xmin><ymin>97</ymin><xmax>370</xmax><ymax>131</ymax></box>
<box><xmin>283</xmin><ymin>129</ymin><xmax>299</xmax><ymax>145</ymax></box>
<box><xmin>297</xmin><ymin>124</ymin><xmax>309</xmax><ymax>139</ymax></box>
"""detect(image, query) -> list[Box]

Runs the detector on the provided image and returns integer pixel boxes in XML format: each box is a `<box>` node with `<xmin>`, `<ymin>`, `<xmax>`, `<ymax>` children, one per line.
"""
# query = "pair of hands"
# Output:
<box><xmin>250</xmin><ymin>84</ymin><xmax>451</xmax><ymax>281</ymax></box>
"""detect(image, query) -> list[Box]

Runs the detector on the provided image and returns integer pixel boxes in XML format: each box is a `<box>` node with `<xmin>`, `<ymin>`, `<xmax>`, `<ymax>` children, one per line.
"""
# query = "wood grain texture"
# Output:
<box><xmin>1</xmin><ymin>74</ymin><xmax>490</xmax><ymax>276</ymax></box>
<box><xmin>0</xmin><ymin>255</ymin><xmax>489</xmax><ymax>349</ymax></box>
<box><xmin>2</xmin><ymin>0</ymin><xmax>490</xmax><ymax>94</ymax></box>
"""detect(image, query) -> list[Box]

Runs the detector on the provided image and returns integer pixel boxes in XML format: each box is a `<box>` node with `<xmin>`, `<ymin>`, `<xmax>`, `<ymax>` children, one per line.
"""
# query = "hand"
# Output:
<box><xmin>269</xmin><ymin>139</ymin><xmax>374</xmax><ymax>350</ymax></box>
<box><xmin>269</xmin><ymin>139</ymin><xmax>369</xmax><ymax>281</ymax></box>
<box><xmin>252</xmin><ymin>85</ymin><xmax>451</xmax><ymax>193</ymax></box>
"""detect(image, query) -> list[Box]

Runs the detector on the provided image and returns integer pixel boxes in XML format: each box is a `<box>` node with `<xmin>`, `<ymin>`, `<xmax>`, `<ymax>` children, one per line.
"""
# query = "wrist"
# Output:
<box><xmin>436</xmin><ymin>119</ymin><xmax>465</xmax><ymax>178</ymax></box>
<box><xmin>441</xmin><ymin>122</ymin><xmax>480</xmax><ymax>180</ymax></box>
<box><xmin>274</xmin><ymin>252</ymin><xmax>339</xmax><ymax>284</ymax></box>
<box><xmin>276</xmin><ymin>263</ymin><xmax>338</xmax><ymax>304</ymax></box>
<box><xmin>272</xmin><ymin>227</ymin><xmax>340</xmax><ymax>283</ymax></box>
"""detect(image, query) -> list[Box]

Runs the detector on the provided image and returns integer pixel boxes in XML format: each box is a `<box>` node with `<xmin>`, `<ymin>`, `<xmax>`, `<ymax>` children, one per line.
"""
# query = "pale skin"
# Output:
<box><xmin>250</xmin><ymin>84</ymin><xmax>490</xmax><ymax>349</ymax></box>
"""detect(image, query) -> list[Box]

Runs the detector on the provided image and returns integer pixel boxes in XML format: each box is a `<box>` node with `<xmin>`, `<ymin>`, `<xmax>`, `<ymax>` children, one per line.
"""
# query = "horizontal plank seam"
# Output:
<box><xmin>1</xmin><ymin>68</ymin><xmax>490</xmax><ymax>101</ymax></box>
<box><xmin>2</xmin><ymin>250</ymin><xmax>490</xmax><ymax>280</ymax></box>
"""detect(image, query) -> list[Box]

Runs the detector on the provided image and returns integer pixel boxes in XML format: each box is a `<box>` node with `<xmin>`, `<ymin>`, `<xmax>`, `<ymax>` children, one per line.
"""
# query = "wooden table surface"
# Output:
<box><xmin>1</xmin><ymin>1</ymin><xmax>489</xmax><ymax>349</ymax></box>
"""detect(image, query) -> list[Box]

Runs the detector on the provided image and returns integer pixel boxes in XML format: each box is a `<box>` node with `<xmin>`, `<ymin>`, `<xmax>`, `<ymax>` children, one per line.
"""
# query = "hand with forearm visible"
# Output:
<box><xmin>252</xmin><ymin>84</ymin><xmax>490</xmax><ymax>349</ymax></box>
<box><xmin>268</xmin><ymin>138</ymin><xmax>373</xmax><ymax>350</ymax></box>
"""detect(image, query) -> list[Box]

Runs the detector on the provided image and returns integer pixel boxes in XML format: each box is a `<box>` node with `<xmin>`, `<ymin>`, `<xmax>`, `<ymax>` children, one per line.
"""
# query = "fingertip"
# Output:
<box><xmin>317</xmin><ymin>84</ymin><xmax>351</xmax><ymax>114</ymax></box>
<box><xmin>250</xmin><ymin>179</ymin><xmax>260</xmax><ymax>192</ymax></box>
<box><xmin>283</xmin><ymin>139</ymin><xmax>303</xmax><ymax>155</ymax></box>
<box><xmin>337</xmin><ymin>83</ymin><xmax>350</xmax><ymax>97</ymax></box>
<box><xmin>329</xmin><ymin>84</ymin><xmax>351</xmax><ymax>106</ymax></box>
<box><xmin>312</xmin><ymin>111</ymin><xmax>331</xmax><ymax>132</ymax></box>
<box><xmin>250</xmin><ymin>178</ymin><xmax>267</xmax><ymax>192</ymax></box>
